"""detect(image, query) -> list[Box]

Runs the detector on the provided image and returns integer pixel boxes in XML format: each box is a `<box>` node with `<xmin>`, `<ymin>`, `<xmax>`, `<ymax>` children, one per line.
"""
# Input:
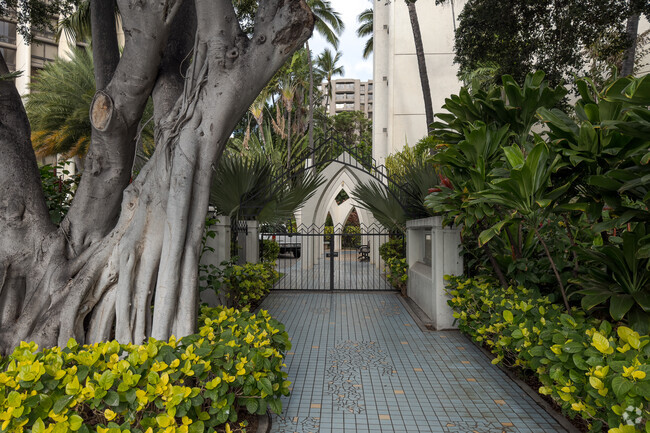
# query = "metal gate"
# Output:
<box><xmin>260</xmin><ymin>223</ymin><xmax>403</xmax><ymax>291</ymax></box>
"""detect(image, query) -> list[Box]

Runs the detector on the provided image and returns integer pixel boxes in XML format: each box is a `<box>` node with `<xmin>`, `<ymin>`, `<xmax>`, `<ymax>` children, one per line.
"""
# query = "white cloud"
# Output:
<box><xmin>309</xmin><ymin>0</ymin><xmax>373</xmax><ymax>82</ymax></box>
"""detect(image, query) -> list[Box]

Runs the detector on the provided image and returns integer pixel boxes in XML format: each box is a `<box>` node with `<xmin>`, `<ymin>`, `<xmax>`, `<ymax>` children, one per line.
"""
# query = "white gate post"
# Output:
<box><xmin>244</xmin><ymin>220</ymin><xmax>259</xmax><ymax>264</ymax></box>
<box><xmin>406</xmin><ymin>217</ymin><xmax>463</xmax><ymax>330</ymax></box>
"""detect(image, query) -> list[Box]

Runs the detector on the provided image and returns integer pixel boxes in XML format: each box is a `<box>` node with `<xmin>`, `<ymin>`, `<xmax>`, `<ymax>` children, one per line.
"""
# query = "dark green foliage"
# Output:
<box><xmin>379</xmin><ymin>238</ymin><xmax>407</xmax><ymax>293</ymax></box>
<box><xmin>261</xmin><ymin>239</ymin><xmax>280</xmax><ymax>263</ymax></box>
<box><xmin>454</xmin><ymin>0</ymin><xmax>647</xmax><ymax>86</ymax></box>
<box><xmin>426</xmin><ymin>71</ymin><xmax>650</xmax><ymax>326</ymax></box>
<box><xmin>0</xmin><ymin>0</ymin><xmax>77</xmax><ymax>41</ymax></box>
<box><xmin>209</xmin><ymin>153</ymin><xmax>322</xmax><ymax>223</ymax></box>
<box><xmin>574</xmin><ymin>227</ymin><xmax>650</xmax><ymax>333</ymax></box>
<box><xmin>200</xmin><ymin>258</ymin><xmax>279</xmax><ymax>309</ymax></box>
<box><xmin>39</xmin><ymin>164</ymin><xmax>80</xmax><ymax>224</ymax></box>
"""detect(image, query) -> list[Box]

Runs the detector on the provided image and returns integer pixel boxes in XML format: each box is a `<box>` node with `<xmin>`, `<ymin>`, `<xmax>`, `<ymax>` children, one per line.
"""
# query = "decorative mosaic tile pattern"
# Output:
<box><xmin>325</xmin><ymin>340</ymin><xmax>395</xmax><ymax>414</ymax></box>
<box><xmin>273</xmin><ymin>416</ymin><xmax>320</xmax><ymax>433</ymax></box>
<box><xmin>261</xmin><ymin>292</ymin><xmax>567</xmax><ymax>433</ymax></box>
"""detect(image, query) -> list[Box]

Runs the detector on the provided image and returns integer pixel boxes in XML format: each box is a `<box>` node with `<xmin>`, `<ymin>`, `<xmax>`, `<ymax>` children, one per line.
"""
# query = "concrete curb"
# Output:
<box><xmin>257</xmin><ymin>412</ymin><xmax>271</xmax><ymax>433</ymax></box>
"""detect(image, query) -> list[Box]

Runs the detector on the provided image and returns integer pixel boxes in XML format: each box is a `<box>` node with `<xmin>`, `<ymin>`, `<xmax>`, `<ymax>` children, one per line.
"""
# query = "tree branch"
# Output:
<box><xmin>152</xmin><ymin>0</ymin><xmax>197</xmax><ymax>126</ymax></box>
<box><xmin>65</xmin><ymin>0</ymin><xmax>185</xmax><ymax>250</ymax></box>
<box><xmin>90</xmin><ymin>0</ymin><xmax>120</xmax><ymax>89</ymax></box>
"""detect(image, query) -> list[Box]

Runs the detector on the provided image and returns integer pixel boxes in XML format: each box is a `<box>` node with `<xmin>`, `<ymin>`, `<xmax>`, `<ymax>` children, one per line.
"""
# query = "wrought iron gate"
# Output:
<box><xmin>260</xmin><ymin>223</ymin><xmax>403</xmax><ymax>291</ymax></box>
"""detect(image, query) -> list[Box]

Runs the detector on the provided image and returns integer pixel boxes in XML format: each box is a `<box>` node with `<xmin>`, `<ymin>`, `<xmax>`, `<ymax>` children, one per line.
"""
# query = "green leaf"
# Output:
<box><xmin>69</xmin><ymin>415</ymin><xmax>83</xmax><ymax>431</ymax></box>
<box><xmin>52</xmin><ymin>395</ymin><xmax>75</xmax><ymax>414</ymax></box>
<box><xmin>562</xmin><ymin>342</ymin><xmax>584</xmax><ymax>353</ymax></box>
<box><xmin>609</xmin><ymin>295</ymin><xmax>635</xmax><ymax>321</ymax></box>
<box><xmin>503</xmin><ymin>310</ymin><xmax>514</xmax><ymax>323</ymax></box>
<box><xmin>478</xmin><ymin>220</ymin><xmax>509</xmax><ymax>246</ymax></box>
<box><xmin>246</xmin><ymin>399</ymin><xmax>259</xmax><ymax>414</ymax></box>
<box><xmin>259</xmin><ymin>378</ymin><xmax>273</xmax><ymax>395</ymax></box>
<box><xmin>189</xmin><ymin>421</ymin><xmax>205</xmax><ymax>433</ymax></box>
<box><xmin>104</xmin><ymin>390</ymin><xmax>120</xmax><ymax>406</ymax></box>
<box><xmin>268</xmin><ymin>398</ymin><xmax>282</xmax><ymax>414</ymax></box>
<box><xmin>611</xmin><ymin>376</ymin><xmax>634</xmax><ymax>400</ymax></box>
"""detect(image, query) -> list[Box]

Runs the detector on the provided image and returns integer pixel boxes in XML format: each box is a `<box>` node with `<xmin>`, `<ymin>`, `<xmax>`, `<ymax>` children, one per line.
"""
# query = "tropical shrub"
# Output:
<box><xmin>426</xmin><ymin>72</ymin><xmax>650</xmax><ymax>330</ymax></box>
<box><xmin>379</xmin><ymin>238</ymin><xmax>405</xmax><ymax>262</ymax></box>
<box><xmin>40</xmin><ymin>164</ymin><xmax>81</xmax><ymax>224</ymax></box>
<box><xmin>202</xmin><ymin>261</ymin><xmax>279</xmax><ymax>310</ymax></box>
<box><xmin>447</xmin><ymin>276</ymin><xmax>650</xmax><ymax>433</ymax></box>
<box><xmin>260</xmin><ymin>240</ymin><xmax>280</xmax><ymax>263</ymax></box>
<box><xmin>380</xmin><ymin>239</ymin><xmax>407</xmax><ymax>293</ymax></box>
<box><xmin>0</xmin><ymin>306</ymin><xmax>291</xmax><ymax>433</ymax></box>
<box><xmin>342</xmin><ymin>225</ymin><xmax>361</xmax><ymax>249</ymax></box>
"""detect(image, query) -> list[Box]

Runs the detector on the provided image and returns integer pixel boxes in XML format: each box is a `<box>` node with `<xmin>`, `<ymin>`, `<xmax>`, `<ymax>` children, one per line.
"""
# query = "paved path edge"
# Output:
<box><xmin>396</xmin><ymin>291</ymin><xmax>580</xmax><ymax>433</ymax></box>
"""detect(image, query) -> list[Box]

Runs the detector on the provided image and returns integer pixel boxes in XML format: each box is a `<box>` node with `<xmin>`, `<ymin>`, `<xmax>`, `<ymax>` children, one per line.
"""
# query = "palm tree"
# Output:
<box><xmin>26</xmin><ymin>48</ymin><xmax>95</xmax><ymax>160</ymax></box>
<box><xmin>305</xmin><ymin>0</ymin><xmax>345</xmax><ymax>152</ymax></box>
<box><xmin>25</xmin><ymin>47</ymin><xmax>154</xmax><ymax>165</ymax></box>
<box><xmin>357</xmin><ymin>8</ymin><xmax>373</xmax><ymax>59</ymax></box>
<box><xmin>406</xmin><ymin>0</ymin><xmax>434</xmax><ymax>135</ymax></box>
<box><xmin>316</xmin><ymin>48</ymin><xmax>345</xmax><ymax>112</ymax></box>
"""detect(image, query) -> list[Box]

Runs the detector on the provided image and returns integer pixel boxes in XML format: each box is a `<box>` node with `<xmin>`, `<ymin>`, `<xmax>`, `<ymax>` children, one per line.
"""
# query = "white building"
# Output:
<box><xmin>321</xmin><ymin>78</ymin><xmax>374</xmax><ymax>119</ymax></box>
<box><xmin>372</xmin><ymin>0</ymin><xmax>465</xmax><ymax>165</ymax></box>
<box><xmin>372</xmin><ymin>0</ymin><xmax>650</xmax><ymax>165</ymax></box>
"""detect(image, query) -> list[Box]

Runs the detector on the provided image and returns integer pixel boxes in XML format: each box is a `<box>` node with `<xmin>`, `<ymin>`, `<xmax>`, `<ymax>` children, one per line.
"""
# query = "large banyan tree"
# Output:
<box><xmin>0</xmin><ymin>0</ymin><xmax>314</xmax><ymax>354</ymax></box>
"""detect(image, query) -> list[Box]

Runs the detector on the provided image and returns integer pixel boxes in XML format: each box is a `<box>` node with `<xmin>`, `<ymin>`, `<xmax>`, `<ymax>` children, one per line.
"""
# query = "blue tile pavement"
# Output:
<box><xmin>260</xmin><ymin>291</ymin><xmax>567</xmax><ymax>433</ymax></box>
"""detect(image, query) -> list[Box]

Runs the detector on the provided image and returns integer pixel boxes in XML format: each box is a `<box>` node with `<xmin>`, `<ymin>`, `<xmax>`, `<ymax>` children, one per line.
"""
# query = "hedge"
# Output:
<box><xmin>446</xmin><ymin>276</ymin><xmax>650</xmax><ymax>433</ymax></box>
<box><xmin>0</xmin><ymin>306</ymin><xmax>291</xmax><ymax>433</ymax></box>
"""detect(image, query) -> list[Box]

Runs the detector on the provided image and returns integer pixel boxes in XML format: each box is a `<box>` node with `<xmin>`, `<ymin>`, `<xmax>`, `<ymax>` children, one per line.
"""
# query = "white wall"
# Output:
<box><xmin>373</xmin><ymin>0</ymin><xmax>466</xmax><ymax>165</ymax></box>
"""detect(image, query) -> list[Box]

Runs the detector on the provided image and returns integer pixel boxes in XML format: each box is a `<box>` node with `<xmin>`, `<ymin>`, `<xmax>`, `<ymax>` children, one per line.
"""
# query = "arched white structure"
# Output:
<box><xmin>295</xmin><ymin>152</ymin><xmax>387</xmax><ymax>270</ymax></box>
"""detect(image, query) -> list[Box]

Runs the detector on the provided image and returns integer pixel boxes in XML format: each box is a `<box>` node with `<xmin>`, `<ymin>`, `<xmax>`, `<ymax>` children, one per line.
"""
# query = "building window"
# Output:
<box><xmin>31</xmin><ymin>41</ymin><xmax>58</xmax><ymax>68</ymax></box>
<box><xmin>368</xmin><ymin>94</ymin><xmax>373</xmax><ymax>102</ymax></box>
<box><xmin>0</xmin><ymin>46</ymin><xmax>16</xmax><ymax>71</ymax></box>
<box><xmin>360</xmin><ymin>95</ymin><xmax>365</xmax><ymax>102</ymax></box>
<box><xmin>335</xmin><ymin>103</ymin><xmax>345</xmax><ymax>109</ymax></box>
<box><xmin>0</xmin><ymin>20</ymin><xmax>17</xmax><ymax>44</ymax></box>
<box><xmin>368</xmin><ymin>83</ymin><xmax>373</xmax><ymax>91</ymax></box>
<box><xmin>360</xmin><ymin>103</ymin><xmax>365</xmax><ymax>110</ymax></box>
<box><xmin>360</xmin><ymin>84</ymin><xmax>365</xmax><ymax>91</ymax></box>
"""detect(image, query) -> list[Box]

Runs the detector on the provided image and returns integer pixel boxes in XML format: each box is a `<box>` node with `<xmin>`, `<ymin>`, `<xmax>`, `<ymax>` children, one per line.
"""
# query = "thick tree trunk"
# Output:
<box><xmin>621</xmin><ymin>13</ymin><xmax>640</xmax><ymax>77</ymax></box>
<box><xmin>0</xmin><ymin>0</ymin><xmax>314</xmax><ymax>354</ymax></box>
<box><xmin>406</xmin><ymin>1</ymin><xmax>434</xmax><ymax>135</ymax></box>
<box><xmin>307</xmin><ymin>40</ymin><xmax>315</xmax><ymax>153</ymax></box>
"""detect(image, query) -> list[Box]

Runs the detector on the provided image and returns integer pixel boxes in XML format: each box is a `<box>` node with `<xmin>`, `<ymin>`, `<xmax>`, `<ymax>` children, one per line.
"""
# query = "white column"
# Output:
<box><xmin>244</xmin><ymin>221</ymin><xmax>259</xmax><ymax>264</ymax></box>
<box><xmin>15</xmin><ymin>32</ymin><xmax>31</xmax><ymax>96</ymax></box>
<box><xmin>430</xmin><ymin>221</ymin><xmax>463</xmax><ymax>330</ymax></box>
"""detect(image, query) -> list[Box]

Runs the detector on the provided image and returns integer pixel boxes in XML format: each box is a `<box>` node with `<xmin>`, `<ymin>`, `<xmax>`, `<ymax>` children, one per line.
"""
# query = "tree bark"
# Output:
<box><xmin>90</xmin><ymin>0</ymin><xmax>120</xmax><ymax>89</ymax></box>
<box><xmin>307</xmin><ymin>40</ymin><xmax>315</xmax><ymax>153</ymax></box>
<box><xmin>621</xmin><ymin>13</ymin><xmax>640</xmax><ymax>77</ymax></box>
<box><xmin>0</xmin><ymin>0</ymin><xmax>314</xmax><ymax>354</ymax></box>
<box><xmin>406</xmin><ymin>1</ymin><xmax>434</xmax><ymax>135</ymax></box>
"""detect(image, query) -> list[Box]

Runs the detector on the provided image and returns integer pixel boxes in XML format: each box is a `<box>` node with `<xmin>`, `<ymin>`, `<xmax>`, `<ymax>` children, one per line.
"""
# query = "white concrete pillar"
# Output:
<box><xmin>244</xmin><ymin>221</ymin><xmax>259</xmax><ymax>264</ymax></box>
<box><xmin>431</xmin><ymin>221</ymin><xmax>463</xmax><ymax>330</ymax></box>
<box><xmin>15</xmin><ymin>31</ymin><xmax>31</xmax><ymax>96</ymax></box>
<box><xmin>406</xmin><ymin>217</ymin><xmax>463</xmax><ymax>330</ymax></box>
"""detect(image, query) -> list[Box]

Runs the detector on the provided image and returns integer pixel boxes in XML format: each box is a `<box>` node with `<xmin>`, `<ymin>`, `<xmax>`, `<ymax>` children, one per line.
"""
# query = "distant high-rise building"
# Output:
<box><xmin>321</xmin><ymin>78</ymin><xmax>373</xmax><ymax>120</ymax></box>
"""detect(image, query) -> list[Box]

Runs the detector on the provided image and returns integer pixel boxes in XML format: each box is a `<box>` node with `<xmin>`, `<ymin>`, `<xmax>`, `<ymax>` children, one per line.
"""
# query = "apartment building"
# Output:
<box><xmin>321</xmin><ymin>78</ymin><xmax>374</xmax><ymax>120</ymax></box>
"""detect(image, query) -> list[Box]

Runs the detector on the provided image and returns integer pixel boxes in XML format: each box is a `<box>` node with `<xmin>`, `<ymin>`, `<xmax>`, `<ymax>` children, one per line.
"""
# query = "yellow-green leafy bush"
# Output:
<box><xmin>446</xmin><ymin>276</ymin><xmax>650</xmax><ymax>433</ymax></box>
<box><xmin>0</xmin><ymin>306</ymin><xmax>290</xmax><ymax>433</ymax></box>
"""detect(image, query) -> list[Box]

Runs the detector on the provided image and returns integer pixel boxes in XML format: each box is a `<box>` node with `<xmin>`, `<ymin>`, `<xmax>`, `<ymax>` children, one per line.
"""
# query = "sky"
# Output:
<box><xmin>308</xmin><ymin>0</ymin><xmax>374</xmax><ymax>82</ymax></box>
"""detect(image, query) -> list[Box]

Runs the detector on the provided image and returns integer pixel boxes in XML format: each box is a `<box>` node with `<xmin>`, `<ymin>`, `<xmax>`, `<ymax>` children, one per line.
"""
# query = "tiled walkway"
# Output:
<box><xmin>260</xmin><ymin>292</ymin><xmax>567</xmax><ymax>433</ymax></box>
